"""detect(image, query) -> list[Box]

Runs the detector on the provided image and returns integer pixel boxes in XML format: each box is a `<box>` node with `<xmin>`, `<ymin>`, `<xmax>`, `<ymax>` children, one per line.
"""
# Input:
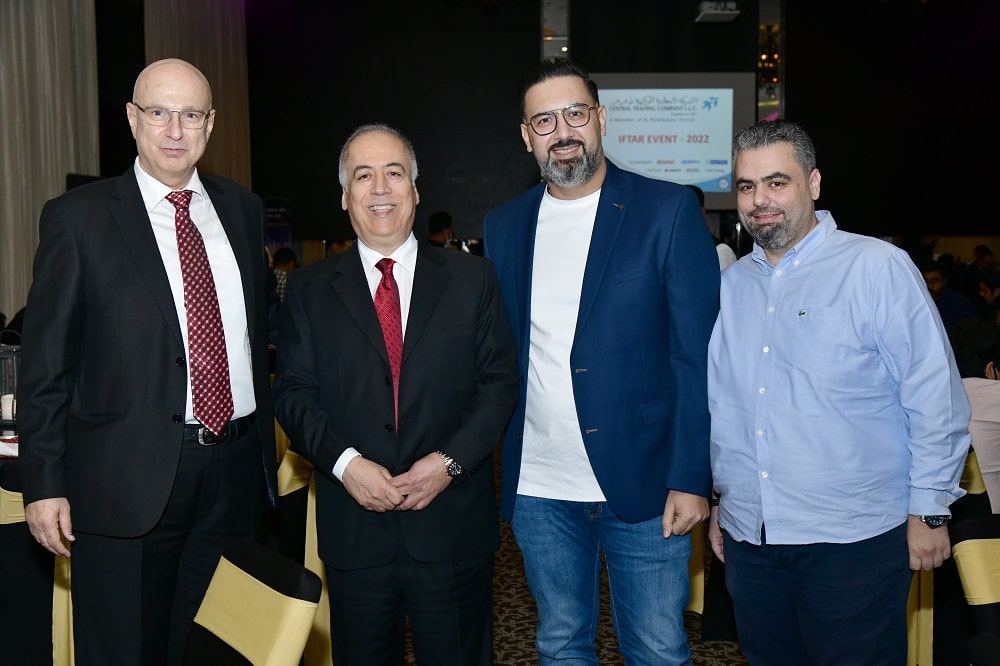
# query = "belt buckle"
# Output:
<box><xmin>197</xmin><ymin>427</ymin><xmax>212</xmax><ymax>446</ymax></box>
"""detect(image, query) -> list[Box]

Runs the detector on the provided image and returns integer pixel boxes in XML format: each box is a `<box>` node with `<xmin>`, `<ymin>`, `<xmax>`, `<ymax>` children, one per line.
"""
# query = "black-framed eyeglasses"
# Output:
<box><xmin>525</xmin><ymin>103</ymin><xmax>597</xmax><ymax>136</ymax></box>
<box><xmin>133</xmin><ymin>103</ymin><xmax>211</xmax><ymax>129</ymax></box>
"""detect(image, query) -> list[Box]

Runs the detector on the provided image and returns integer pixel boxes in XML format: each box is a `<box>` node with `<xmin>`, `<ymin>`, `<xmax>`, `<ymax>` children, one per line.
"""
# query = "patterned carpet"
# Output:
<box><xmin>401</xmin><ymin>450</ymin><xmax>748</xmax><ymax>664</ymax></box>
<box><xmin>487</xmin><ymin>515</ymin><xmax>748</xmax><ymax>666</ymax></box>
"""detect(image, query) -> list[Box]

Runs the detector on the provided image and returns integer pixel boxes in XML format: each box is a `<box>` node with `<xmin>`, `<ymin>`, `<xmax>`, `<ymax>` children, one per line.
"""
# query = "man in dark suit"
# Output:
<box><xmin>17</xmin><ymin>58</ymin><xmax>277</xmax><ymax>665</ymax></box>
<box><xmin>272</xmin><ymin>123</ymin><xmax>519</xmax><ymax>665</ymax></box>
<box><xmin>482</xmin><ymin>58</ymin><xmax>720</xmax><ymax>664</ymax></box>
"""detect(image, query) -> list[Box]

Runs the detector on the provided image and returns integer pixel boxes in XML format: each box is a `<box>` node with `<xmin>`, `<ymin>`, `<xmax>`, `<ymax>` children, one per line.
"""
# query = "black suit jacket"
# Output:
<box><xmin>272</xmin><ymin>242</ymin><xmax>519</xmax><ymax>570</ymax></box>
<box><xmin>17</xmin><ymin>167</ymin><xmax>278</xmax><ymax>537</ymax></box>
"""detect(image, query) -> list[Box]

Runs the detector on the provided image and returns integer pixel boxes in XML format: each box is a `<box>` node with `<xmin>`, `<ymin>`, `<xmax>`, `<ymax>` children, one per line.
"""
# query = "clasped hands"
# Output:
<box><xmin>343</xmin><ymin>453</ymin><xmax>451</xmax><ymax>513</ymax></box>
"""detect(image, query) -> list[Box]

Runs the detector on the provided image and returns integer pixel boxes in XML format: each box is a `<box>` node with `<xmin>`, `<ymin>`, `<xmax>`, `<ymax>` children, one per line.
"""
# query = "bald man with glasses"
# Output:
<box><xmin>18</xmin><ymin>58</ymin><xmax>277</xmax><ymax>665</ymax></box>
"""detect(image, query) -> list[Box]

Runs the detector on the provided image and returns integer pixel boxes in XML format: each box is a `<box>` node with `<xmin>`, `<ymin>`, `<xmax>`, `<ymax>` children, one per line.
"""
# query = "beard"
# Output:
<box><xmin>743</xmin><ymin>208</ymin><xmax>798</xmax><ymax>251</ymax></box>
<box><xmin>538</xmin><ymin>139</ymin><xmax>603</xmax><ymax>188</ymax></box>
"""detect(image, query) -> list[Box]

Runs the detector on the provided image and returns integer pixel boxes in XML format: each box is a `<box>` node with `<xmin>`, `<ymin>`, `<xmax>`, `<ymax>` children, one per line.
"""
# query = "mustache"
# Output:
<box><xmin>549</xmin><ymin>139</ymin><xmax>584</xmax><ymax>153</ymax></box>
<box><xmin>750</xmin><ymin>207</ymin><xmax>783</xmax><ymax>218</ymax></box>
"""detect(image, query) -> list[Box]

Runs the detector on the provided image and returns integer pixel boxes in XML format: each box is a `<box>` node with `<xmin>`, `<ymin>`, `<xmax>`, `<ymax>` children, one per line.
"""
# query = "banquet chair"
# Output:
<box><xmin>183</xmin><ymin>538</ymin><xmax>323</xmax><ymax>666</ymax></box>
<box><xmin>950</xmin><ymin>513</ymin><xmax>1000</xmax><ymax>666</ymax></box>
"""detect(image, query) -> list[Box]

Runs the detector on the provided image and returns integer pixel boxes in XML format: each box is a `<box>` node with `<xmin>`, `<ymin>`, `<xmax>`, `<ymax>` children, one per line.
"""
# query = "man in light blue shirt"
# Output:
<box><xmin>707</xmin><ymin>120</ymin><xmax>971</xmax><ymax>665</ymax></box>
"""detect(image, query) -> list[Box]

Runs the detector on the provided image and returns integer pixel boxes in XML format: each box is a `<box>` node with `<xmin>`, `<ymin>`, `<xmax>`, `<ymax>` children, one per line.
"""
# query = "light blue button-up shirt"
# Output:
<box><xmin>708</xmin><ymin>211</ymin><xmax>971</xmax><ymax>545</ymax></box>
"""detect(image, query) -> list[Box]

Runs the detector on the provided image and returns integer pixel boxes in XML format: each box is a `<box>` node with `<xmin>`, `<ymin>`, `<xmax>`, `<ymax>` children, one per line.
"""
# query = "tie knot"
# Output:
<box><xmin>166</xmin><ymin>190</ymin><xmax>193</xmax><ymax>211</ymax></box>
<box><xmin>376</xmin><ymin>258</ymin><xmax>395</xmax><ymax>278</ymax></box>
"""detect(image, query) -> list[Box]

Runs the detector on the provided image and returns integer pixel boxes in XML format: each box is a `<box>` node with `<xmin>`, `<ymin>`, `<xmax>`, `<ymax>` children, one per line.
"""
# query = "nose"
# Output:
<box><xmin>752</xmin><ymin>186</ymin><xmax>770</xmax><ymax>207</ymax></box>
<box><xmin>551</xmin><ymin>113</ymin><xmax>575</xmax><ymax>140</ymax></box>
<box><xmin>165</xmin><ymin>110</ymin><xmax>184</xmax><ymax>139</ymax></box>
<box><xmin>372</xmin><ymin>173</ymin><xmax>390</xmax><ymax>195</ymax></box>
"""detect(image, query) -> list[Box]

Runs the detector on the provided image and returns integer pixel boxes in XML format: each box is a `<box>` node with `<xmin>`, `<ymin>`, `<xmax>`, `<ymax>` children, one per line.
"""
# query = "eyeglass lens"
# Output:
<box><xmin>529</xmin><ymin>104</ymin><xmax>593</xmax><ymax>135</ymax></box>
<box><xmin>139</xmin><ymin>105</ymin><xmax>208</xmax><ymax>129</ymax></box>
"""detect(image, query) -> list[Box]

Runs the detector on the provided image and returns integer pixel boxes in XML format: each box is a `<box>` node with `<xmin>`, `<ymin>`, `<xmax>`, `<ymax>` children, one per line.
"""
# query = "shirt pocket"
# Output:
<box><xmin>786</xmin><ymin>306</ymin><xmax>850</xmax><ymax>371</ymax></box>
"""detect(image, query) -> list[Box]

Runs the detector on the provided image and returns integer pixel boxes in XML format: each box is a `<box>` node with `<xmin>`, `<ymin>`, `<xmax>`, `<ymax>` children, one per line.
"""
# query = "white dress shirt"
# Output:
<box><xmin>133</xmin><ymin>158</ymin><xmax>255</xmax><ymax>423</ymax></box>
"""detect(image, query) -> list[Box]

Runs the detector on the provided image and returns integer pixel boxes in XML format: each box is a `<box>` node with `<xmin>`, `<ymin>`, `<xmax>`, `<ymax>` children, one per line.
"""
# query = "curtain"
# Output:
<box><xmin>143</xmin><ymin>0</ymin><xmax>252</xmax><ymax>190</ymax></box>
<box><xmin>0</xmin><ymin>0</ymin><xmax>99</xmax><ymax>327</ymax></box>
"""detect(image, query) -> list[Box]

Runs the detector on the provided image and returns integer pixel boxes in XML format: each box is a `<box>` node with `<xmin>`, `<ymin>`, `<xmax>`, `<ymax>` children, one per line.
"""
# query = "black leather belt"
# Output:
<box><xmin>183</xmin><ymin>412</ymin><xmax>256</xmax><ymax>446</ymax></box>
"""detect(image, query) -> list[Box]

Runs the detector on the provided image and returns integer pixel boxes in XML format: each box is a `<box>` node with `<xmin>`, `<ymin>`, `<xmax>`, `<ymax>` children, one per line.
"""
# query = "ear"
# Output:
<box><xmin>987</xmin><ymin>360</ymin><xmax>997</xmax><ymax>380</ymax></box>
<box><xmin>126</xmin><ymin>102</ymin><xmax>139</xmax><ymax>139</ymax></box>
<box><xmin>341</xmin><ymin>189</ymin><xmax>348</xmax><ymax>211</ymax></box>
<box><xmin>520</xmin><ymin>124</ymin><xmax>532</xmax><ymax>152</ymax></box>
<box><xmin>809</xmin><ymin>168</ymin><xmax>821</xmax><ymax>201</ymax></box>
<box><xmin>203</xmin><ymin>108</ymin><xmax>216</xmax><ymax>141</ymax></box>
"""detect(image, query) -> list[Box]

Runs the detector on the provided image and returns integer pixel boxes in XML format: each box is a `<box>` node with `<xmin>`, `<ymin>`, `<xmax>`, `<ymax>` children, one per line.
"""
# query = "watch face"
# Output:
<box><xmin>920</xmin><ymin>515</ymin><xmax>949</xmax><ymax>528</ymax></box>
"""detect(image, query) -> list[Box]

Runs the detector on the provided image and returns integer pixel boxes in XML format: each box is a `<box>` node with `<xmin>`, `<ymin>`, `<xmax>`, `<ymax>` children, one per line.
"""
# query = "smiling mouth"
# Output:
<box><xmin>369</xmin><ymin>204</ymin><xmax>396</xmax><ymax>215</ymax></box>
<box><xmin>550</xmin><ymin>140</ymin><xmax>583</xmax><ymax>156</ymax></box>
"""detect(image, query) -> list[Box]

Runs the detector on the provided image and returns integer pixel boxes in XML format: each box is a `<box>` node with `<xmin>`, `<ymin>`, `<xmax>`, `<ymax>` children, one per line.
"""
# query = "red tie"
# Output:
<box><xmin>166</xmin><ymin>190</ymin><xmax>234</xmax><ymax>436</ymax></box>
<box><xmin>374</xmin><ymin>258</ymin><xmax>402</xmax><ymax>427</ymax></box>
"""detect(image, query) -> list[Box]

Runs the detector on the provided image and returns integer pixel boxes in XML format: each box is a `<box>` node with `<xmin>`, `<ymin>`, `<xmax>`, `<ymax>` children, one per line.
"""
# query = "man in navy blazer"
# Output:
<box><xmin>273</xmin><ymin>124</ymin><xmax>519</xmax><ymax>665</ymax></box>
<box><xmin>18</xmin><ymin>59</ymin><xmax>277</xmax><ymax>665</ymax></box>
<box><xmin>483</xmin><ymin>58</ymin><xmax>720</xmax><ymax>664</ymax></box>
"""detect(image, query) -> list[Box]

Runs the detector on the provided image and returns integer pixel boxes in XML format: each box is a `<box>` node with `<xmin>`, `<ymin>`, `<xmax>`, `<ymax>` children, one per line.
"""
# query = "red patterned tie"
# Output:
<box><xmin>166</xmin><ymin>190</ymin><xmax>234</xmax><ymax>435</ymax></box>
<box><xmin>374</xmin><ymin>258</ymin><xmax>403</xmax><ymax>427</ymax></box>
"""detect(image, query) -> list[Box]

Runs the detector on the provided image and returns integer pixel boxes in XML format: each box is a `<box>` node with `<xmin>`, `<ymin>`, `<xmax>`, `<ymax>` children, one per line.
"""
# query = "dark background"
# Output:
<box><xmin>94</xmin><ymin>0</ymin><xmax>999</xmax><ymax>242</ymax></box>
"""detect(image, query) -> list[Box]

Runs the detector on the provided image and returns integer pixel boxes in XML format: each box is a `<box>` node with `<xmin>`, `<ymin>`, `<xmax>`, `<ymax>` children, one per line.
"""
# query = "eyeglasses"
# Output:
<box><xmin>133</xmin><ymin>103</ymin><xmax>211</xmax><ymax>129</ymax></box>
<box><xmin>526</xmin><ymin>103</ymin><xmax>597</xmax><ymax>136</ymax></box>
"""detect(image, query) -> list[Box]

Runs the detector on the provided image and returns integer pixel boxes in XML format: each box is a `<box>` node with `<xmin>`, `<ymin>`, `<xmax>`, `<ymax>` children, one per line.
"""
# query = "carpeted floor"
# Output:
<box><xmin>404</xmin><ymin>449</ymin><xmax>749</xmax><ymax>665</ymax></box>
<box><xmin>488</xmin><ymin>515</ymin><xmax>748</xmax><ymax>665</ymax></box>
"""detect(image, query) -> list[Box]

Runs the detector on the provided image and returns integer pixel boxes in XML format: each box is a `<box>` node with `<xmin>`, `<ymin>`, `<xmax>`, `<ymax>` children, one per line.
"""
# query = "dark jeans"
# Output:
<box><xmin>724</xmin><ymin>522</ymin><xmax>911</xmax><ymax>666</ymax></box>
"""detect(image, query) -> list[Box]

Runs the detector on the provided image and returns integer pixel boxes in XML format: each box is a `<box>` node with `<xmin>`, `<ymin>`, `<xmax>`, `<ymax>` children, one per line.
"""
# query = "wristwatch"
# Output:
<box><xmin>917</xmin><ymin>515</ymin><xmax>950</xmax><ymax>529</ymax></box>
<box><xmin>436</xmin><ymin>451</ymin><xmax>464</xmax><ymax>478</ymax></box>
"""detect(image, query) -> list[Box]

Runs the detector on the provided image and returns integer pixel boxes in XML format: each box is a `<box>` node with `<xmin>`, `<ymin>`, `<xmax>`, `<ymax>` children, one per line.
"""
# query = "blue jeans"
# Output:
<box><xmin>511</xmin><ymin>495</ymin><xmax>692</xmax><ymax>665</ymax></box>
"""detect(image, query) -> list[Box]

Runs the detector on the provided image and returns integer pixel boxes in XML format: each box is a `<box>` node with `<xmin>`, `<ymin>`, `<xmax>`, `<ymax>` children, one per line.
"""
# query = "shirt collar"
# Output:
<box><xmin>356</xmin><ymin>232</ymin><xmax>418</xmax><ymax>276</ymax></box>
<box><xmin>132</xmin><ymin>157</ymin><xmax>207</xmax><ymax>214</ymax></box>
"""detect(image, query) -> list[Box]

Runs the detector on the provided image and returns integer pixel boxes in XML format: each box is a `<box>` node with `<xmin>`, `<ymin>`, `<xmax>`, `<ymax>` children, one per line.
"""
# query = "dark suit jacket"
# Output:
<box><xmin>17</xmin><ymin>167</ymin><xmax>278</xmax><ymax>537</ymax></box>
<box><xmin>483</xmin><ymin>161</ymin><xmax>720</xmax><ymax>523</ymax></box>
<box><xmin>272</xmin><ymin>241</ymin><xmax>519</xmax><ymax>570</ymax></box>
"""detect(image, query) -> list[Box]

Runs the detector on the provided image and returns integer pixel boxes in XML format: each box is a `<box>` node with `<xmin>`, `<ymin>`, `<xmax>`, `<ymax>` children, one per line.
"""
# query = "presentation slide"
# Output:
<box><xmin>600</xmin><ymin>87</ymin><xmax>734</xmax><ymax>194</ymax></box>
<box><xmin>591</xmin><ymin>73</ymin><xmax>756</xmax><ymax>210</ymax></box>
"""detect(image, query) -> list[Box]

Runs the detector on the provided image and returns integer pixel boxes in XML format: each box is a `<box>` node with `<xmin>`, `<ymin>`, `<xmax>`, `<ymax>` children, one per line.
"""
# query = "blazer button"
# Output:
<box><xmin>172</xmin><ymin>413</ymin><xmax>183</xmax><ymax>423</ymax></box>
<box><xmin>384</xmin><ymin>423</ymin><xmax>394</xmax><ymax>432</ymax></box>
<box><xmin>384</xmin><ymin>376</ymin><xmax>392</xmax><ymax>385</ymax></box>
<box><xmin>175</xmin><ymin>357</ymin><xmax>185</xmax><ymax>367</ymax></box>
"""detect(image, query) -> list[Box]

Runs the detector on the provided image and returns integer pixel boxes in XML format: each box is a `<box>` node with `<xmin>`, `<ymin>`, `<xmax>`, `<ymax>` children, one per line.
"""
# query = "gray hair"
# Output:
<box><xmin>338</xmin><ymin>123</ymin><xmax>419</xmax><ymax>189</ymax></box>
<box><xmin>733</xmin><ymin>120</ymin><xmax>817</xmax><ymax>174</ymax></box>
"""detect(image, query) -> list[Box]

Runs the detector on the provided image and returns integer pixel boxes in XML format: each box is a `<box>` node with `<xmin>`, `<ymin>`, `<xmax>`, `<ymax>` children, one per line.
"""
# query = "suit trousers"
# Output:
<box><xmin>325</xmin><ymin>547</ymin><xmax>494</xmax><ymax>666</ymax></box>
<box><xmin>723</xmin><ymin>522</ymin><xmax>911</xmax><ymax>666</ymax></box>
<box><xmin>69</xmin><ymin>429</ymin><xmax>264</xmax><ymax>666</ymax></box>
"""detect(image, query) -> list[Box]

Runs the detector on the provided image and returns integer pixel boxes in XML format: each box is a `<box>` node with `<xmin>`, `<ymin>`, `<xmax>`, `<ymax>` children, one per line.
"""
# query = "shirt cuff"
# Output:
<box><xmin>332</xmin><ymin>447</ymin><xmax>362</xmax><ymax>482</ymax></box>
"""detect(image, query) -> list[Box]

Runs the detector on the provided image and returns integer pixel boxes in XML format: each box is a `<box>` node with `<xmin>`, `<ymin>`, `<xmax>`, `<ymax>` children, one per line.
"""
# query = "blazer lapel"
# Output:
<box><xmin>577</xmin><ymin>162</ymin><xmax>630</xmax><ymax>336</ymax></box>
<box><xmin>108</xmin><ymin>171</ymin><xmax>184</xmax><ymax>347</ymax></box>
<box><xmin>404</xmin><ymin>245</ymin><xmax>449</xmax><ymax>366</ymax></box>
<box><xmin>330</xmin><ymin>248</ymin><xmax>393</xmax><ymax>367</ymax></box>
<box><xmin>512</xmin><ymin>184</ymin><xmax>545</xmax><ymax>340</ymax></box>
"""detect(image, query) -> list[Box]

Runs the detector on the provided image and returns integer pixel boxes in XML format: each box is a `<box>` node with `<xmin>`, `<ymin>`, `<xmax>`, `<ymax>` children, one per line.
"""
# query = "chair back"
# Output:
<box><xmin>950</xmin><ymin>514</ymin><xmax>1000</xmax><ymax>666</ymax></box>
<box><xmin>184</xmin><ymin>539</ymin><xmax>322</xmax><ymax>666</ymax></box>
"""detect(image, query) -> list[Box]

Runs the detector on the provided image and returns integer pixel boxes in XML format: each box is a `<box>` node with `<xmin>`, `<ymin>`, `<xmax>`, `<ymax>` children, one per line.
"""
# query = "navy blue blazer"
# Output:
<box><xmin>483</xmin><ymin>161</ymin><xmax>720</xmax><ymax>523</ymax></box>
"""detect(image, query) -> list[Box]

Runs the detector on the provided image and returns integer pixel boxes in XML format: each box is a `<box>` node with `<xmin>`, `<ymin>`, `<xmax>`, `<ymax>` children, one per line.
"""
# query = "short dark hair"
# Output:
<box><xmin>272</xmin><ymin>247</ymin><xmax>296</xmax><ymax>265</ymax></box>
<box><xmin>427</xmin><ymin>211</ymin><xmax>453</xmax><ymax>235</ymax></box>
<box><xmin>733</xmin><ymin>120</ymin><xmax>817</xmax><ymax>176</ymax></box>
<box><xmin>518</xmin><ymin>58</ymin><xmax>600</xmax><ymax>121</ymax></box>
